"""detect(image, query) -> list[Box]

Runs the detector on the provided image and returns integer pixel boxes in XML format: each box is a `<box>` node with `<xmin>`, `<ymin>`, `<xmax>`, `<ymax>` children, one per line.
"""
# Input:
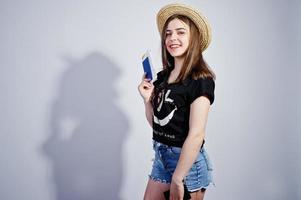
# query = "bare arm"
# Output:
<box><xmin>138</xmin><ymin>73</ymin><xmax>154</xmax><ymax>128</ymax></box>
<box><xmin>172</xmin><ymin>95</ymin><xmax>211</xmax><ymax>184</ymax></box>
<box><xmin>144</xmin><ymin>100</ymin><xmax>153</xmax><ymax>128</ymax></box>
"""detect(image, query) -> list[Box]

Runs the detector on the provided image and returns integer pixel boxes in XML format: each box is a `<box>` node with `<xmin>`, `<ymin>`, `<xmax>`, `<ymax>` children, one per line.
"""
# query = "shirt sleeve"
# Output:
<box><xmin>188</xmin><ymin>77</ymin><xmax>215</xmax><ymax>105</ymax></box>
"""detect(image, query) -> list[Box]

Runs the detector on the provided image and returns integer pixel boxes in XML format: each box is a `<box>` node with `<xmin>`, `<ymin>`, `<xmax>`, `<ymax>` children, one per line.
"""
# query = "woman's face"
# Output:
<box><xmin>165</xmin><ymin>18</ymin><xmax>190</xmax><ymax>59</ymax></box>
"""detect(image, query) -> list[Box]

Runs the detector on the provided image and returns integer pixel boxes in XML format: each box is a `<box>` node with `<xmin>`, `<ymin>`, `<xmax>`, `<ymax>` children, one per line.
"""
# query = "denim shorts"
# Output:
<box><xmin>149</xmin><ymin>140</ymin><xmax>215</xmax><ymax>192</ymax></box>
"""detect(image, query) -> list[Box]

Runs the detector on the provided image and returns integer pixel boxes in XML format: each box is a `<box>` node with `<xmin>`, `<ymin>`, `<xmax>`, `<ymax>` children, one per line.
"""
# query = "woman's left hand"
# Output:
<box><xmin>169</xmin><ymin>178</ymin><xmax>184</xmax><ymax>200</ymax></box>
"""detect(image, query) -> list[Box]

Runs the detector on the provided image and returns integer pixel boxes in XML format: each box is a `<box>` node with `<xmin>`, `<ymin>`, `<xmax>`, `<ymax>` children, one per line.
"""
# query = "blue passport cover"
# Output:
<box><xmin>142</xmin><ymin>56</ymin><xmax>153</xmax><ymax>80</ymax></box>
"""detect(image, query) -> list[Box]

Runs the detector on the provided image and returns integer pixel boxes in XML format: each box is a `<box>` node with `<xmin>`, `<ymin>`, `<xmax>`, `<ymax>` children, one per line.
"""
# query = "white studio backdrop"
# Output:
<box><xmin>0</xmin><ymin>0</ymin><xmax>300</xmax><ymax>200</ymax></box>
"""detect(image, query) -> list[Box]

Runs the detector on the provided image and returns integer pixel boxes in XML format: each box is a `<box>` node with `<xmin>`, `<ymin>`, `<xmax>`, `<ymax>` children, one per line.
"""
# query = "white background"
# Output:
<box><xmin>0</xmin><ymin>0</ymin><xmax>300</xmax><ymax>199</ymax></box>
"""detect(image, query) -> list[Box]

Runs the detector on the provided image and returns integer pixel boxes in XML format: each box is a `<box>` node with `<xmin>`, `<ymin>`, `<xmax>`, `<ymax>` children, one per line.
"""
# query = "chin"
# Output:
<box><xmin>170</xmin><ymin>52</ymin><xmax>185</xmax><ymax>58</ymax></box>
<box><xmin>169</xmin><ymin>51</ymin><xmax>184</xmax><ymax>57</ymax></box>
<box><xmin>168</xmin><ymin>48</ymin><xmax>187</xmax><ymax>58</ymax></box>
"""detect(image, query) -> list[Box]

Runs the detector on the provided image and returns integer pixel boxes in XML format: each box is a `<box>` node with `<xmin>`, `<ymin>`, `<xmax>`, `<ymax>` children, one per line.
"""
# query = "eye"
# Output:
<box><xmin>165</xmin><ymin>32</ymin><xmax>171</xmax><ymax>37</ymax></box>
<box><xmin>178</xmin><ymin>31</ymin><xmax>185</xmax><ymax>35</ymax></box>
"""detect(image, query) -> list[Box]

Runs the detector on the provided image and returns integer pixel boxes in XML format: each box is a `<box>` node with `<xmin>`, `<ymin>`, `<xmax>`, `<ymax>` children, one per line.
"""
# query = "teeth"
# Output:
<box><xmin>170</xmin><ymin>45</ymin><xmax>180</xmax><ymax>48</ymax></box>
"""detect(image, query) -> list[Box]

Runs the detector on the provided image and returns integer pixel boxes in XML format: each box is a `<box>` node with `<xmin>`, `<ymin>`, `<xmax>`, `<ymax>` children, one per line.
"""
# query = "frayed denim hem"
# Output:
<box><xmin>148</xmin><ymin>175</ymin><xmax>171</xmax><ymax>184</ymax></box>
<box><xmin>187</xmin><ymin>181</ymin><xmax>216</xmax><ymax>192</ymax></box>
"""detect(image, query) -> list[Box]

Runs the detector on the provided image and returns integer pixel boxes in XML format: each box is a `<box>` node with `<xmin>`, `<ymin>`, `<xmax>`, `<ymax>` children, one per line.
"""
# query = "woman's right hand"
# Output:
<box><xmin>138</xmin><ymin>73</ymin><xmax>154</xmax><ymax>103</ymax></box>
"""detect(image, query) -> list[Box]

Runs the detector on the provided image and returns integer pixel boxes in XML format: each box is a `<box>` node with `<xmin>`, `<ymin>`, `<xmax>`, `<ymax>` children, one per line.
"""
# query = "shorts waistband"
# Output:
<box><xmin>152</xmin><ymin>140</ymin><xmax>204</xmax><ymax>152</ymax></box>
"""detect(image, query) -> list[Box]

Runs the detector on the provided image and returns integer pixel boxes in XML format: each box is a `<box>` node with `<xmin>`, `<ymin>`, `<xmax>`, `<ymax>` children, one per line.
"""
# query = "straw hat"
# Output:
<box><xmin>156</xmin><ymin>3</ymin><xmax>212</xmax><ymax>52</ymax></box>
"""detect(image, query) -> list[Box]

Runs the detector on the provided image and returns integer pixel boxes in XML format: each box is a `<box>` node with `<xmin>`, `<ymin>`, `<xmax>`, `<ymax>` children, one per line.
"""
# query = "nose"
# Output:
<box><xmin>170</xmin><ymin>32</ymin><xmax>177</xmax><ymax>41</ymax></box>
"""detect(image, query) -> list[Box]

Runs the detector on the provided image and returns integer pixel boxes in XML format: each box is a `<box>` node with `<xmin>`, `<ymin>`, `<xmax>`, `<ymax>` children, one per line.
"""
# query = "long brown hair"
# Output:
<box><xmin>161</xmin><ymin>15</ymin><xmax>216</xmax><ymax>82</ymax></box>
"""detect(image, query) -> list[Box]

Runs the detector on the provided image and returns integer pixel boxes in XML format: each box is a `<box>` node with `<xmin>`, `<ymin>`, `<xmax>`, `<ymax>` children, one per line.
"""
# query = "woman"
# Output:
<box><xmin>138</xmin><ymin>3</ymin><xmax>216</xmax><ymax>200</ymax></box>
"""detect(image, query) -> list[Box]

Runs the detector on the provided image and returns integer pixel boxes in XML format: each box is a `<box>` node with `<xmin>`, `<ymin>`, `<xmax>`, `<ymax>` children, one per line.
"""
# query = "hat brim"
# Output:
<box><xmin>156</xmin><ymin>3</ymin><xmax>211</xmax><ymax>52</ymax></box>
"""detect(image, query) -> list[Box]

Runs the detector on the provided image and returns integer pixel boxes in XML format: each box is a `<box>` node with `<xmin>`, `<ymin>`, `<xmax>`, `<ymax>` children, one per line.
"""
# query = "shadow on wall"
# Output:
<box><xmin>41</xmin><ymin>52</ymin><xmax>129</xmax><ymax>200</ymax></box>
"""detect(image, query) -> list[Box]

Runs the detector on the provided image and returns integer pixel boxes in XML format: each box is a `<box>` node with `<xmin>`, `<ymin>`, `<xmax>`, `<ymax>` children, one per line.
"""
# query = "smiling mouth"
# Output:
<box><xmin>169</xmin><ymin>44</ymin><xmax>181</xmax><ymax>49</ymax></box>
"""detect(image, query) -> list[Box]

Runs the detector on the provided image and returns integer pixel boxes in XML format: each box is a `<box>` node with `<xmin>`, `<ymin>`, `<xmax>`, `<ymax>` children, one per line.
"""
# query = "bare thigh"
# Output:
<box><xmin>190</xmin><ymin>189</ymin><xmax>206</xmax><ymax>200</ymax></box>
<box><xmin>143</xmin><ymin>179</ymin><xmax>170</xmax><ymax>200</ymax></box>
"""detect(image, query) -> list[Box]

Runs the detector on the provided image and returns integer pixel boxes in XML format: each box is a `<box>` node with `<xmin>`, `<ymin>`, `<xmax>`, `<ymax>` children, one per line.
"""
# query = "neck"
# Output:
<box><xmin>173</xmin><ymin>57</ymin><xmax>184</xmax><ymax>74</ymax></box>
<box><xmin>167</xmin><ymin>57</ymin><xmax>184</xmax><ymax>83</ymax></box>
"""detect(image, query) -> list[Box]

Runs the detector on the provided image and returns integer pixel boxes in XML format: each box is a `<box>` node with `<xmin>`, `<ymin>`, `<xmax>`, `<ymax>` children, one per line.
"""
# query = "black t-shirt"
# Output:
<box><xmin>151</xmin><ymin>68</ymin><xmax>215</xmax><ymax>147</ymax></box>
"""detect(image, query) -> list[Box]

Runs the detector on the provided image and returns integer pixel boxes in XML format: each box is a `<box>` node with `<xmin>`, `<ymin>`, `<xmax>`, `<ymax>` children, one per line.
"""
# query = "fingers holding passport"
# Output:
<box><xmin>138</xmin><ymin>73</ymin><xmax>154</xmax><ymax>101</ymax></box>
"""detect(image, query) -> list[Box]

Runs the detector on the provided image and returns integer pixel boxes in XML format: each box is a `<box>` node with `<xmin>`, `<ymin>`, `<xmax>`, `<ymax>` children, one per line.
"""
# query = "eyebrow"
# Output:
<box><xmin>166</xmin><ymin>28</ymin><xmax>187</xmax><ymax>32</ymax></box>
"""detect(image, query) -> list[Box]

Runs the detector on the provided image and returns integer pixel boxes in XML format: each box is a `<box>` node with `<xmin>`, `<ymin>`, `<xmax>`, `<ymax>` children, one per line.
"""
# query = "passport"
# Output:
<box><xmin>142</xmin><ymin>50</ymin><xmax>154</xmax><ymax>81</ymax></box>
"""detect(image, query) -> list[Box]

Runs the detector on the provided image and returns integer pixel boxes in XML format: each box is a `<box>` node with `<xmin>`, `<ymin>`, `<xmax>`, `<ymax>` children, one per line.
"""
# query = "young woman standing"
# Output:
<box><xmin>138</xmin><ymin>4</ymin><xmax>216</xmax><ymax>200</ymax></box>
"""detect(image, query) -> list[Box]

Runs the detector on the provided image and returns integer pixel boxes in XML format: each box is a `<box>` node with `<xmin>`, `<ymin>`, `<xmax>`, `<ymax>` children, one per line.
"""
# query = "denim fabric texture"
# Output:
<box><xmin>149</xmin><ymin>140</ymin><xmax>215</xmax><ymax>192</ymax></box>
